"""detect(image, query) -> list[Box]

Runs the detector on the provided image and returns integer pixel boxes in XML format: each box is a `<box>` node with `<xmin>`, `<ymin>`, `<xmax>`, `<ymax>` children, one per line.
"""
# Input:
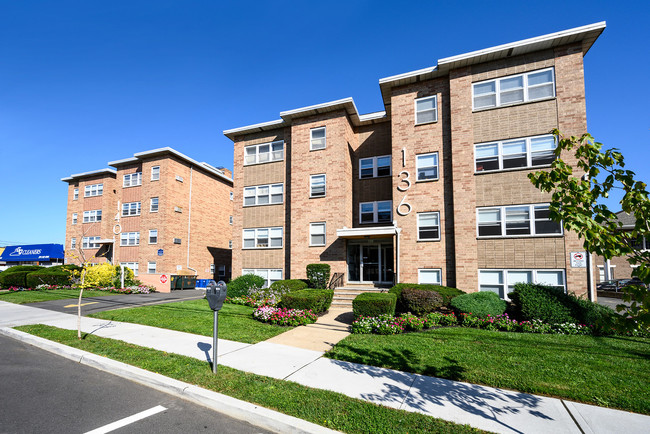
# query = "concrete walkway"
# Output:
<box><xmin>265</xmin><ymin>308</ymin><xmax>353</xmax><ymax>352</ymax></box>
<box><xmin>1</xmin><ymin>301</ymin><xmax>649</xmax><ymax>434</ymax></box>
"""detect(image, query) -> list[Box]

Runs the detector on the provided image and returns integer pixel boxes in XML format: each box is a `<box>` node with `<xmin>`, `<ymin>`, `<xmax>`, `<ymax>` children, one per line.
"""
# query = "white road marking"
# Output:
<box><xmin>84</xmin><ymin>405</ymin><xmax>167</xmax><ymax>434</ymax></box>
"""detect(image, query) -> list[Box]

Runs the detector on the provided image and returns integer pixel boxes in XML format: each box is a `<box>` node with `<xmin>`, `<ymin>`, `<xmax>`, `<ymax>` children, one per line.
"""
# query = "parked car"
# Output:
<box><xmin>597</xmin><ymin>278</ymin><xmax>646</xmax><ymax>292</ymax></box>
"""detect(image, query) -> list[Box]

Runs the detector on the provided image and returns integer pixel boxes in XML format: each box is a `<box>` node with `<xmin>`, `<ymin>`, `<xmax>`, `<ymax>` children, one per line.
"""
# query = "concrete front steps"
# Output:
<box><xmin>332</xmin><ymin>284</ymin><xmax>389</xmax><ymax>308</ymax></box>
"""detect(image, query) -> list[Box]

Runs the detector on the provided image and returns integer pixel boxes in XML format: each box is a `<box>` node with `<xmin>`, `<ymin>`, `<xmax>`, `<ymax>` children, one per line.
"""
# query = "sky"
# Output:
<box><xmin>0</xmin><ymin>1</ymin><xmax>648</xmax><ymax>246</ymax></box>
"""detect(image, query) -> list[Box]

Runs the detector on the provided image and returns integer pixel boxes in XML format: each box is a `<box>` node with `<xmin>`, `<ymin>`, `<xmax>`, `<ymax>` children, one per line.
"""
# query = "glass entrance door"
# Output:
<box><xmin>362</xmin><ymin>245</ymin><xmax>379</xmax><ymax>282</ymax></box>
<box><xmin>347</xmin><ymin>241</ymin><xmax>393</xmax><ymax>284</ymax></box>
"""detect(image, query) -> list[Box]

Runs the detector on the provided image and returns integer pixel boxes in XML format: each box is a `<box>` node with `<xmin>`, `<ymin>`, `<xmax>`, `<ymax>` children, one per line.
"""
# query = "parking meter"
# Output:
<box><xmin>205</xmin><ymin>280</ymin><xmax>227</xmax><ymax>373</ymax></box>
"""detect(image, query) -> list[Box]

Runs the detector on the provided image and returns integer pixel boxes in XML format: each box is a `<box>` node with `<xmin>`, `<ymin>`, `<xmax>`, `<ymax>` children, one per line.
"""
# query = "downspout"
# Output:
<box><xmin>187</xmin><ymin>166</ymin><xmax>193</xmax><ymax>272</ymax></box>
<box><xmin>395</xmin><ymin>225</ymin><xmax>402</xmax><ymax>284</ymax></box>
<box><xmin>586</xmin><ymin>250</ymin><xmax>594</xmax><ymax>301</ymax></box>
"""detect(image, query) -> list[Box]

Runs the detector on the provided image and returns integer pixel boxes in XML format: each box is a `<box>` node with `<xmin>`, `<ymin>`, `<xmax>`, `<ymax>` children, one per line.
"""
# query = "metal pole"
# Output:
<box><xmin>212</xmin><ymin>310</ymin><xmax>218</xmax><ymax>373</ymax></box>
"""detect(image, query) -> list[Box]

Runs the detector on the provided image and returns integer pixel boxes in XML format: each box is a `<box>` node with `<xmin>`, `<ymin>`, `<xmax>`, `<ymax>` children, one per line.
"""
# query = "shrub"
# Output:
<box><xmin>306</xmin><ymin>263</ymin><xmax>331</xmax><ymax>289</ymax></box>
<box><xmin>423</xmin><ymin>312</ymin><xmax>458</xmax><ymax>327</ymax></box>
<box><xmin>352</xmin><ymin>293</ymin><xmax>397</xmax><ymax>318</ymax></box>
<box><xmin>278</xmin><ymin>289</ymin><xmax>334</xmax><ymax>314</ymax></box>
<box><xmin>0</xmin><ymin>271</ymin><xmax>32</xmax><ymax>288</ymax></box>
<box><xmin>81</xmin><ymin>264</ymin><xmax>136</xmax><ymax>289</ymax></box>
<box><xmin>226</xmin><ymin>274</ymin><xmax>265</xmax><ymax>298</ymax></box>
<box><xmin>253</xmin><ymin>306</ymin><xmax>318</xmax><ymax>326</ymax></box>
<box><xmin>396</xmin><ymin>313</ymin><xmax>426</xmax><ymax>332</ymax></box>
<box><xmin>26</xmin><ymin>272</ymin><xmax>71</xmax><ymax>287</ymax></box>
<box><xmin>270</xmin><ymin>279</ymin><xmax>308</xmax><ymax>293</ymax></box>
<box><xmin>389</xmin><ymin>283</ymin><xmax>463</xmax><ymax>312</ymax></box>
<box><xmin>1</xmin><ymin>265</ymin><xmax>44</xmax><ymax>273</ymax></box>
<box><xmin>350</xmin><ymin>314</ymin><xmax>403</xmax><ymax>335</ymax></box>
<box><xmin>400</xmin><ymin>288</ymin><xmax>443</xmax><ymax>316</ymax></box>
<box><xmin>450</xmin><ymin>291</ymin><xmax>506</xmax><ymax>318</ymax></box>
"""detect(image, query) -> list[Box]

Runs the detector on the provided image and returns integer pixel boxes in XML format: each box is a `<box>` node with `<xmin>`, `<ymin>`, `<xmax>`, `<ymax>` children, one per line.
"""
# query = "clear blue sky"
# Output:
<box><xmin>0</xmin><ymin>1</ymin><xmax>648</xmax><ymax>246</ymax></box>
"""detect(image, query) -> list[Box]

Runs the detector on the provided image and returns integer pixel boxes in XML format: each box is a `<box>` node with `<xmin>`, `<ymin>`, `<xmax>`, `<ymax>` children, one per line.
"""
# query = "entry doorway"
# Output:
<box><xmin>347</xmin><ymin>241</ymin><xmax>393</xmax><ymax>284</ymax></box>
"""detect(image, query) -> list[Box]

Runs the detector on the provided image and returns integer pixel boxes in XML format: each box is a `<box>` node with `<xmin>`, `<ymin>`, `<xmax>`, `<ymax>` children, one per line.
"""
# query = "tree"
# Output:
<box><xmin>529</xmin><ymin>129</ymin><xmax>650</xmax><ymax>328</ymax></box>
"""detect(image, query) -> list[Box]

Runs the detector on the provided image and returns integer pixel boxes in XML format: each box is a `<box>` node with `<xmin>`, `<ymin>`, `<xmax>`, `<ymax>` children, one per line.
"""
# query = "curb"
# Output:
<box><xmin>0</xmin><ymin>327</ymin><xmax>340</xmax><ymax>434</ymax></box>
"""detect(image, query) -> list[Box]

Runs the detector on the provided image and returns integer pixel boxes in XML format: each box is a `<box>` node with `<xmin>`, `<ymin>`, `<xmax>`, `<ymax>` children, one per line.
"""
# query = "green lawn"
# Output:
<box><xmin>89</xmin><ymin>300</ymin><xmax>289</xmax><ymax>344</ymax></box>
<box><xmin>0</xmin><ymin>289</ymin><xmax>120</xmax><ymax>304</ymax></box>
<box><xmin>16</xmin><ymin>325</ymin><xmax>484</xmax><ymax>434</ymax></box>
<box><xmin>326</xmin><ymin>327</ymin><xmax>650</xmax><ymax>415</ymax></box>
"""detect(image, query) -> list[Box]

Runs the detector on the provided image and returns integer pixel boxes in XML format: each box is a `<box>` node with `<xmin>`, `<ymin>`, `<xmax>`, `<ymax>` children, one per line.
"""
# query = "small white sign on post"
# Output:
<box><xmin>570</xmin><ymin>252</ymin><xmax>587</xmax><ymax>268</ymax></box>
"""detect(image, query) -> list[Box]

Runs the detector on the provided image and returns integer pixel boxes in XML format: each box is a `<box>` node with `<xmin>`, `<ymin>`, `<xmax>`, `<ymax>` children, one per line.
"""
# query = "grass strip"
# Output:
<box><xmin>0</xmin><ymin>289</ymin><xmax>120</xmax><ymax>304</ymax></box>
<box><xmin>16</xmin><ymin>324</ymin><xmax>485</xmax><ymax>434</ymax></box>
<box><xmin>89</xmin><ymin>300</ymin><xmax>289</xmax><ymax>344</ymax></box>
<box><xmin>326</xmin><ymin>327</ymin><xmax>650</xmax><ymax>415</ymax></box>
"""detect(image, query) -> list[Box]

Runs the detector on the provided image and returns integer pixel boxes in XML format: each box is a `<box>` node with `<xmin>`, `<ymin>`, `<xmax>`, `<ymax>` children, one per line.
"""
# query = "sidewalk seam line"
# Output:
<box><xmin>561</xmin><ymin>399</ymin><xmax>586</xmax><ymax>434</ymax></box>
<box><xmin>282</xmin><ymin>355</ymin><xmax>323</xmax><ymax>381</ymax></box>
<box><xmin>398</xmin><ymin>374</ymin><xmax>419</xmax><ymax>410</ymax></box>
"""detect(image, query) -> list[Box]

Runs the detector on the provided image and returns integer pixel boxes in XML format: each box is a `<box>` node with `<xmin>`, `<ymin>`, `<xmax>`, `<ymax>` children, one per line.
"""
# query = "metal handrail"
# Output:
<box><xmin>328</xmin><ymin>272</ymin><xmax>344</xmax><ymax>289</ymax></box>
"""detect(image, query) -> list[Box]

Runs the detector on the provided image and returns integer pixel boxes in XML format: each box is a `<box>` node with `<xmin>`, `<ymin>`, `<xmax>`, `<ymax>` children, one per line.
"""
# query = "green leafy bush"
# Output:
<box><xmin>227</xmin><ymin>274</ymin><xmax>265</xmax><ymax>298</ymax></box>
<box><xmin>389</xmin><ymin>283</ymin><xmax>463</xmax><ymax>312</ymax></box>
<box><xmin>0</xmin><ymin>271</ymin><xmax>32</xmax><ymax>288</ymax></box>
<box><xmin>450</xmin><ymin>291</ymin><xmax>506</xmax><ymax>318</ymax></box>
<box><xmin>26</xmin><ymin>272</ymin><xmax>72</xmax><ymax>287</ymax></box>
<box><xmin>306</xmin><ymin>263</ymin><xmax>331</xmax><ymax>289</ymax></box>
<box><xmin>400</xmin><ymin>288</ymin><xmax>443</xmax><ymax>316</ymax></box>
<box><xmin>352</xmin><ymin>293</ymin><xmax>397</xmax><ymax>318</ymax></box>
<box><xmin>269</xmin><ymin>279</ymin><xmax>308</xmax><ymax>293</ymax></box>
<box><xmin>278</xmin><ymin>289</ymin><xmax>334</xmax><ymax>314</ymax></box>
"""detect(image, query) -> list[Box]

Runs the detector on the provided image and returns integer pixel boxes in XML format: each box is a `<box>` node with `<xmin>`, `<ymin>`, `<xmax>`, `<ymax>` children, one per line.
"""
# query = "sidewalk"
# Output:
<box><xmin>1</xmin><ymin>301</ymin><xmax>649</xmax><ymax>434</ymax></box>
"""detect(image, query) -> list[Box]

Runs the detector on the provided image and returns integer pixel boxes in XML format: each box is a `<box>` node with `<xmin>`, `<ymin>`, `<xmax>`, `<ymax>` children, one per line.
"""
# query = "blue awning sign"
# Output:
<box><xmin>0</xmin><ymin>244</ymin><xmax>64</xmax><ymax>262</ymax></box>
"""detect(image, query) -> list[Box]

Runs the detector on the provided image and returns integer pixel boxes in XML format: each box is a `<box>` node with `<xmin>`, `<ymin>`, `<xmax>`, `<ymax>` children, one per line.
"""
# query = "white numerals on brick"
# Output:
<box><xmin>397</xmin><ymin>195</ymin><xmax>412</xmax><ymax>216</ymax></box>
<box><xmin>397</xmin><ymin>170</ymin><xmax>411</xmax><ymax>192</ymax></box>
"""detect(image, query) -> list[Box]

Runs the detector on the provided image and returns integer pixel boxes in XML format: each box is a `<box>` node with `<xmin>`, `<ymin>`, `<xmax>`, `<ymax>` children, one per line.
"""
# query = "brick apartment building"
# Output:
<box><xmin>62</xmin><ymin>148</ymin><xmax>233</xmax><ymax>292</ymax></box>
<box><xmin>223</xmin><ymin>22</ymin><xmax>606</xmax><ymax>299</ymax></box>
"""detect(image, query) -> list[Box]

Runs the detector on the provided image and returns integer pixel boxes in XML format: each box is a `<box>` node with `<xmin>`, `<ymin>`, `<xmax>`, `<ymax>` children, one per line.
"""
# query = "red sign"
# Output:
<box><xmin>160</xmin><ymin>274</ymin><xmax>168</xmax><ymax>284</ymax></box>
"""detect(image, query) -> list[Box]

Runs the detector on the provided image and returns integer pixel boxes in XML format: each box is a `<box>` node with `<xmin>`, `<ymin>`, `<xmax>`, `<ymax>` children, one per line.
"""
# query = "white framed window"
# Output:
<box><xmin>477</xmin><ymin>204</ymin><xmax>562</xmax><ymax>237</ymax></box>
<box><xmin>229</xmin><ymin>240</ymin><xmax>232</xmax><ymax>249</ymax></box>
<box><xmin>475</xmin><ymin>134</ymin><xmax>556</xmax><ymax>172</ymax></box>
<box><xmin>149</xmin><ymin>229</ymin><xmax>158</xmax><ymax>244</ymax></box>
<box><xmin>242</xmin><ymin>268</ymin><xmax>282</xmax><ymax>288</ymax></box>
<box><xmin>631</xmin><ymin>236</ymin><xmax>650</xmax><ymax>251</ymax></box>
<box><xmin>417</xmin><ymin>212</ymin><xmax>440</xmax><ymax>241</ymax></box>
<box><xmin>83</xmin><ymin>210</ymin><xmax>102</xmax><ymax>223</ymax></box>
<box><xmin>72</xmin><ymin>213</ymin><xmax>78</xmax><ymax>225</ymax></box>
<box><xmin>147</xmin><ymin>262</ymin><xmax>156</xmax><ymax>274</ymax></box>
<box><xmin>479</xmin><ymin>269</ymin><xmax>566</xmax><ymax>299</ymax></box>
<box><xmin>120</xmin><ymin>262</ymin><xmax>139</xmax><ymax>276</ymax></box>
<box><xmin>151</xmin><ymin>166</ymin><xmax>160</xmax><ymax>181</ymax></box>
<box><xmin>243</xmin><ymin>183</ymin><xmax>283</xmax><ymax>206</ymax></box>
<box><xmin>123</xmin><ymin>172</ymin><xmax>142</xmax><ymax>187</ymax></box>
<box><xmin>416</xmin><ymin>153</ymin><xmax>439</xmax><ymax>181</ymax></box>
<box><xmin>71</xmin><ymin>238</ymin><xmax>77</xmax><ymax>249</ymax></box>
<box><xmin>415</xmin><ymin>95</ymin><xmax>438</xmax><ymax>125</ymax></box>
<box><xmin>84</xmin><ymin>183</ymin><xmax>103</xmax><ymax>197</ymax></box>
<box><xmin>120</xmin><ymin>232</ymin><xmax>140</xmax><ymax>246</ymax></box>
<box><xmin>310</xmin><ymin>127</ymin><xmax>326</xmax><ymax>150</ymax></box>
<box><xmin>244</xmin><ymin>140</ymin><xmax>284</xmax><ymax>165</ymax></box>
<box><xmin>310</xmin><ymin>222</ymin><xmax>326</xmax><ymax>246</ymax></box>
<box><xmin>229</xmin><ymin>216</ymin><xmax>233</xmax><ymax>225</ymax></box>
<box><xmin>122</xmin><ymin>202</ymin><xmax>141</xmax><ymax>217</ymax></box>
<box><xmin>82</xmin><ymin>236</ymin><xmax>100</xmax><ymax>249</ymax></box>
<box><xmin>230</xmin><ymin>191</ymin><xmax>234</xmax><ymax>200</ymax></box>
<box><xmin>360</xmin><ymin>201</ymin><xmax>392</xmax><ymax>224</ymax></box>
<box><xmin>73</xmin><ymin>188</ymin><xmax>79</xmax><ymax>200</ymax></box>
<box><xmin>418</xmin><ymin>269</ymin><xmax>442</xmax><ymax>284</ymax></box>
<box><xmin>310</xmin><ymin>174</ymin><xmax>326</xmax><ymax>198</ymax></box>
<box><xmin>243</xmin><ymin>227</ymin><xmax>283</xmax><ymax>249</ymax></box>
<box><xmin>150</xmin><ymin>197</ymin><xmax>159</xmax><ymax>213</ymax></box>
<box><xmin>210</xmin><ymin>264</ymin><xmax>215</xmax><ymax>274</ymax></box>
<box><xmin>218</xmin><ymin>265</ymin><xmax>226</xmax><ymax>278</ymax></box>
<box><xmin>473</xmin><ymin>67</ymin><xmax>555</xmax><ymax>110</ymax></box>
<box><xmin>359</xmin><ymin>155</ymin><xmax>392</xmax><ymax>179</ymax></box>
<box><xmin>597</xmin><ymin>265</ymin><xmax>616</xmax><ymax>281</ymax></box>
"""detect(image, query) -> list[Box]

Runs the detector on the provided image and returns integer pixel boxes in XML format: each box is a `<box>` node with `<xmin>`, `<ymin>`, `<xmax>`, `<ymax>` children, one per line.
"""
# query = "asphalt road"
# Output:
<box><xmin>0</xmin><ymin>334</ymin><xmax>270</xmax><ymax>433</ymax></box>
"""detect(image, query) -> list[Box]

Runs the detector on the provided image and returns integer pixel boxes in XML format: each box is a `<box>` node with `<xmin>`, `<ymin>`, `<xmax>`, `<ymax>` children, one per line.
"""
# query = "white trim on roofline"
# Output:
<box><xmin>223</xmin><ymin>119</ymin><xmax>285</xmax><ymax>136</ymax></box>
<box><xmin>279</xmin><ymin>97</ymin><xmax>357</xmax><ymax>117</ymax></box>
<box><xmin>61</xmin><ymin>168</ymin><xmax>117</xmax><ymax>182</ymax></box>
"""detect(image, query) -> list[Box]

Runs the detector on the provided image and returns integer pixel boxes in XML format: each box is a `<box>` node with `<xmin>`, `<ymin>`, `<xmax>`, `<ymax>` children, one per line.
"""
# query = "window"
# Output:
<box><xmin>310</xmin><ymin>222</ymin><xmax>326</xmax><ymax>246</ymax></box>
<box><xmin>243</xmin><ymin>183</ymin><xmax>283</xmax><ymax>206</ymax></box>
<box><xmin>310</xmin><ymin>127</ymin><xmax>326</xmax><ymax>150</ymax></box>
<box><xmin>417</xmin><ymin>212</ymin><xmax>440</xmax><ymax>241</ymax></box>
<box><xmin>73</xmin><ymin>189</ymin><xmax>79</xmax><ymax>200</ymax></box>
<box><xmin>244</xmin><ymin>140</ymin><xmax>284</xmax><ymax>165</ymax></box>
<box><xmin>210</xmin><ymin>264</ymin><xmax>215</xmax><ymax>275</ymax></box>
<box><xmin>83</xmin><ymin>210</ymin><xmax>102</xmax><ymax>223</ymax></box>
<box><xmin>360</xmin><ymin>201</ymin><xmax>392</xmax><ymax>224</ymax></box>
<box><xmin>121</xmin><ymin>262</ymin><xmax>139</xmax><ymax>276</ymax></box>
<box><xmin>229</xmin><ymin>240</ymin><xmax>232</xmax><ymax>249</ymax></box>
<box><xmin>218</xmin><ymin>265</ymin><xmax>226</xmax><ymax>278</ymax></box>
<box><xmin>150</xmin><ymin>197</ymin><xmax>159</xmax><ymax>213</ymax></box>
<box><xmin>242</xmin><ymin>269</ymin><xmax>282</xmax><ymax>288</ymax></box>
<box><xmin>122</xmin><ymin>202</ymin><xmax>141</xmax><ymax>217</ymax></box>
<box><xmin>84</xmin><ymin>183</ymin><xmax>103</xmax><ymax>197</ymax></box>
<box><xmin>418</xmin><ymin>269</ymin><xmax>442</xmax><ymax>284</ymax></box>
<box><xmin>310</xmin><ymin>174</ymin><xmax>326</xmax><ymax>198</ymax></box>
<box><xmin>173</xmin><ymin>238</ymin><xmax>181</xmax><ymax>244</ymax></box>
<box><xmin>473</xmin><ymin>67</ymin><xmax>555</xmax><ymax>110</ymax></box>
<box><xmin>632</xmin><ymin>236</ymin><xmax>650</xmax><ymax>251</ymax></box>
<box><xmin>477</xmin><ymin>204</ymin><xmax>561</xmax><ymax>237</ymax></box>
<box><xmin>359</xmin><ymin>155</ymin><xmax>391</xmax><ymax>179</ymax></box>
<box><xmin>71</xmin><ymin>238</ymin><xmax>77</xmax><ymax>249</ymax></box>
<box><xmin>475</xmin><ymin>135</ymin><xmax>556</xmax><ymax>172</ymax></box>
<box><xmin>151</xmin><ymin>166</ymin><xmax>160</xmax><ymax>181</ymax></box>
<box><xmin>230</xmin><ymin>191</ymin><xmax>234</xmax><ymax>200</ymax></box>
<box><xmin>72</xmin><ymin>213</ymin><xmax>78</xmax><ymax>225</ymax></box>
<box><xmin>415</xmin><ymin>96</ymin><xmax>438</xmax><ymax>124</ymax></box>
<box><xmin>243</xmin><ymin>227</ymin><xmax>283</xmax><ymax>249</ymax></box>
<box><xmin>147</xmin><ymin>262</ymin><xmax>156</xmax><ymax>274</ymax></box>
<box><xmin>479</xmin><ymin>269</ymin><xmax>565</xmax><ymax>299</ymax></box>
<box><xmin>123</xmin><ymin>172</ymin><xmax>142</xmax><ymax>187</ymax></box>
<box><xmin>120</xmin><ymin>232</ymin><xmax>140</xmax><ymax>246</ymax></box>
<box><xmin>229</xmin><ymin>216</ymin><xmax>233</xmax><ymax>225</ymax></box>
<box><xmin>149</xmin><ymin>229</ymin><xmax>158</xmax><ymax>244</ymax></box>
<box><xmin>416</xmin><ymin>153</ymin><xmax>439</xmax><ymax>181</ymax></box>
<box><xmin>82</xmin><ymin>236</ymin><xmax>100</xmax><ymax>249</ymax></box>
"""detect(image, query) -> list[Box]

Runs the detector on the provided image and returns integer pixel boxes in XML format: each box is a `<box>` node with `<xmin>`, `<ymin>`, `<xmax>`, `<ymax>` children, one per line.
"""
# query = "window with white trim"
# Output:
<box><xmin>230</xmin><ymin>191</ymin><xmax>234</xmax><ymax>200</ymax></box>
<box><xmin>72</xmin><ymin>213</ymin><xmax>78</xmax><ymax>225</ymax></box>
<box><xmin>150</xmin><ymin>197</ymin><xmax>159</xmax><ymax>213</ymax></box>
<box><xmin>84</xmin><ymin>183</ymin><xmax>103</xmax><ymax>197</ymax></box>
<box><xmin>229</xmin><ymin>240</ymin><xmax>232</xmax><ymax>249</ymax></box>
<box><xmin>479</xmin><ymin>269</ymin><xmax>565</xmax><ymax>299</ymax></box>
<box><xmin>360</xmin><ymin>201</ymin><xmax>392</xmax><ymax>224</ymax></box>
<box><xmin>122</xmin><ymin>202</ymin><xmax>141</xmax><ymax>217</ymax></box>
<box><xmin>73</xmin><ymin>188</ymin><xmax>79</xmax><ymax>200</ymax></box>
<box><xmin>149</xmin><ymin>229</ymin><xmax>158</xmax><ymax>244</ymax></box>
<box><xmin>631</xmin><ymin>236</ymin><xmax>650</xmax><ymax>251</ymax></box>
<box><xmin>310</xmin><ymin>127</ymin><xmax>326</xmax><ymax>150</ymax></box>
<box><xmin>83</xmin><ymin>210</ymin><xmax>102</xmax><ymax>223</ymax></box>
<box><xmin>415</xmin><ymin>96</ymin><xmax>438</xmax><ymax>124</ymax></box>
<box><xmin>418</xmin><ymin>269</ymin><xmax>442</xmax><ymax>284</ymax></box>
<box><xmin>359</xmin><ymin>155</ymin><xmax>391</xmax><ymax>179</ymax></box>
<box><xmin>477</xmin><ymin>204</ymin><xmax>561</xmax><ymax>237</ymax></box>
<box><xmin>120</xmin><ymin>262</ymin><xmax>139</xmax><ymax>276</ymax></box>
<box><xmin>473</xmin><ymin>67</ymin><xmax>555</xmax><ymax>110</ymax></box>
<box><xmin>310</xmin><ymin>222</ymin><xmax>326</xmax><ymax>246</ymax></box>
<box><xmin>244</xmin><ymin>183</ymin><xmax>283</xmax><ymax>206</ymax></box>
<box><xmin>147</xmin><ymin>262</ymin><xmax>156</xmax><ymax>274</ymax></box>
<box><xmin>218</xmin><ymin>265</ymin><xmax>226</xmax><ymax>278</ymax></box>
<box><xmin>244</xmin><ymin>140</ymin><xmax>284</xmax><ymax>165</ymax></box>
<box><xmin>151</xmin><ymin>166</ymin><xmax>160</xmax><ymax>181</ymax></box>
<box><xmin>417</xmin><ymin>212</ymin><xmax>440</xmax><ymax>241</ymax></box>
<box><xmin>210</xmin><ymin>264</ymin><xmax>215</xmax><ymax>275</ymax></box>
<box><xmin>71</xmin><ymin>238</ymin><xmax>77</xmax><ymax>250</ymax></box>
<box><xmin>229</xmin><ymin>216</ymin><xmax>233</xmax><ymax>225</ymax></box>
<box><xmin>416</xmin><ymin>153</ymin><xmax>439</xmax><ymax>181</ymax></box>
<box><xmin>243</xmin><ymin>227</ymin><xmax>283</xmax><ymax>249</ymax></box>
<box><xmin>82</xmin><ymin>236</ymin><xmax>100</xmax><ymax>249</ymax></box>
<box><xmin>120</xmin><ymin>232</ymin><xmax>140</xmax><ymax>246</ymax></box>
<box><xmin>123</xmin><ymin>172</ymin><xmax>142</xmax><ymax>187</ymax></box>
<box><xmin>475</xmin><ymin>134</ymin><xmax>556</xmax><ymax>172</ymax></box>
<box><xmin>242</xmin><ymin>268</ymin><xmax>282</xmax><ymax>288</ymax></box>
<box><xmin>310</xmin><ymin>174</ymin><xmax>326</xmax><ymax>198</ymax></box>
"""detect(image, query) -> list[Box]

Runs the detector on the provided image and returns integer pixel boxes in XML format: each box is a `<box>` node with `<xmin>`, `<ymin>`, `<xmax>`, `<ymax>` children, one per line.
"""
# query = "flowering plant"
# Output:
<box><xmin>252</xmin><ymin>306</ymin><xmax>317</xmax><ymax>326</ymax></box>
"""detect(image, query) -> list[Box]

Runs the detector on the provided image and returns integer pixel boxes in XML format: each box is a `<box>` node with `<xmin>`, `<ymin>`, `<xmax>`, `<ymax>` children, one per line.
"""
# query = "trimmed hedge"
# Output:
<box><xmin>352</xmin><ymin>293</ymin><xmax>397</xmax><ymax>318</ymax></box>
<box><xmin>269</xmin><ymin>279</ymin><xmax>308</xmax><ymax>293</ymax></box>
<box><xmin>1</xmin><ymin>265</ymin><xmax>44</xmax><ymax>273</ymax></box>
<box><xmin>306</xmin><ymin>263</ymin><xmax>331</xmax><ymax>289</ymax></box>
<box><xmin>227</xmin><ymin>274</ymin><xmax>265</xmax><ymax>298</ymax></box>
<box><xmin>278</xmin><ymin>289</ymin><xmax>334</xmax><ymax>314</ymax></box>
<box><xmin>26</xmin><ymin>272</ymin><xmax>72</xmax><ymax>287</ymax></box>
<box><xmin>0</xmin><ymin>271</ymin><xmax>32</xmax><ymax>288</ymax></box>
<box><xmin>450</xmin><ymin>291</ymin><xmax>506</xmax><ymax>318</ymax></box>
<box><xmin>389</xmin><ymin>283</ymin><xmax>463</xmax><ymax>312</ymax></box>
<box><xmin>400</xmin><ymin>288</ymin><xmax>443</xmax><ymax>316</ymax></box>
